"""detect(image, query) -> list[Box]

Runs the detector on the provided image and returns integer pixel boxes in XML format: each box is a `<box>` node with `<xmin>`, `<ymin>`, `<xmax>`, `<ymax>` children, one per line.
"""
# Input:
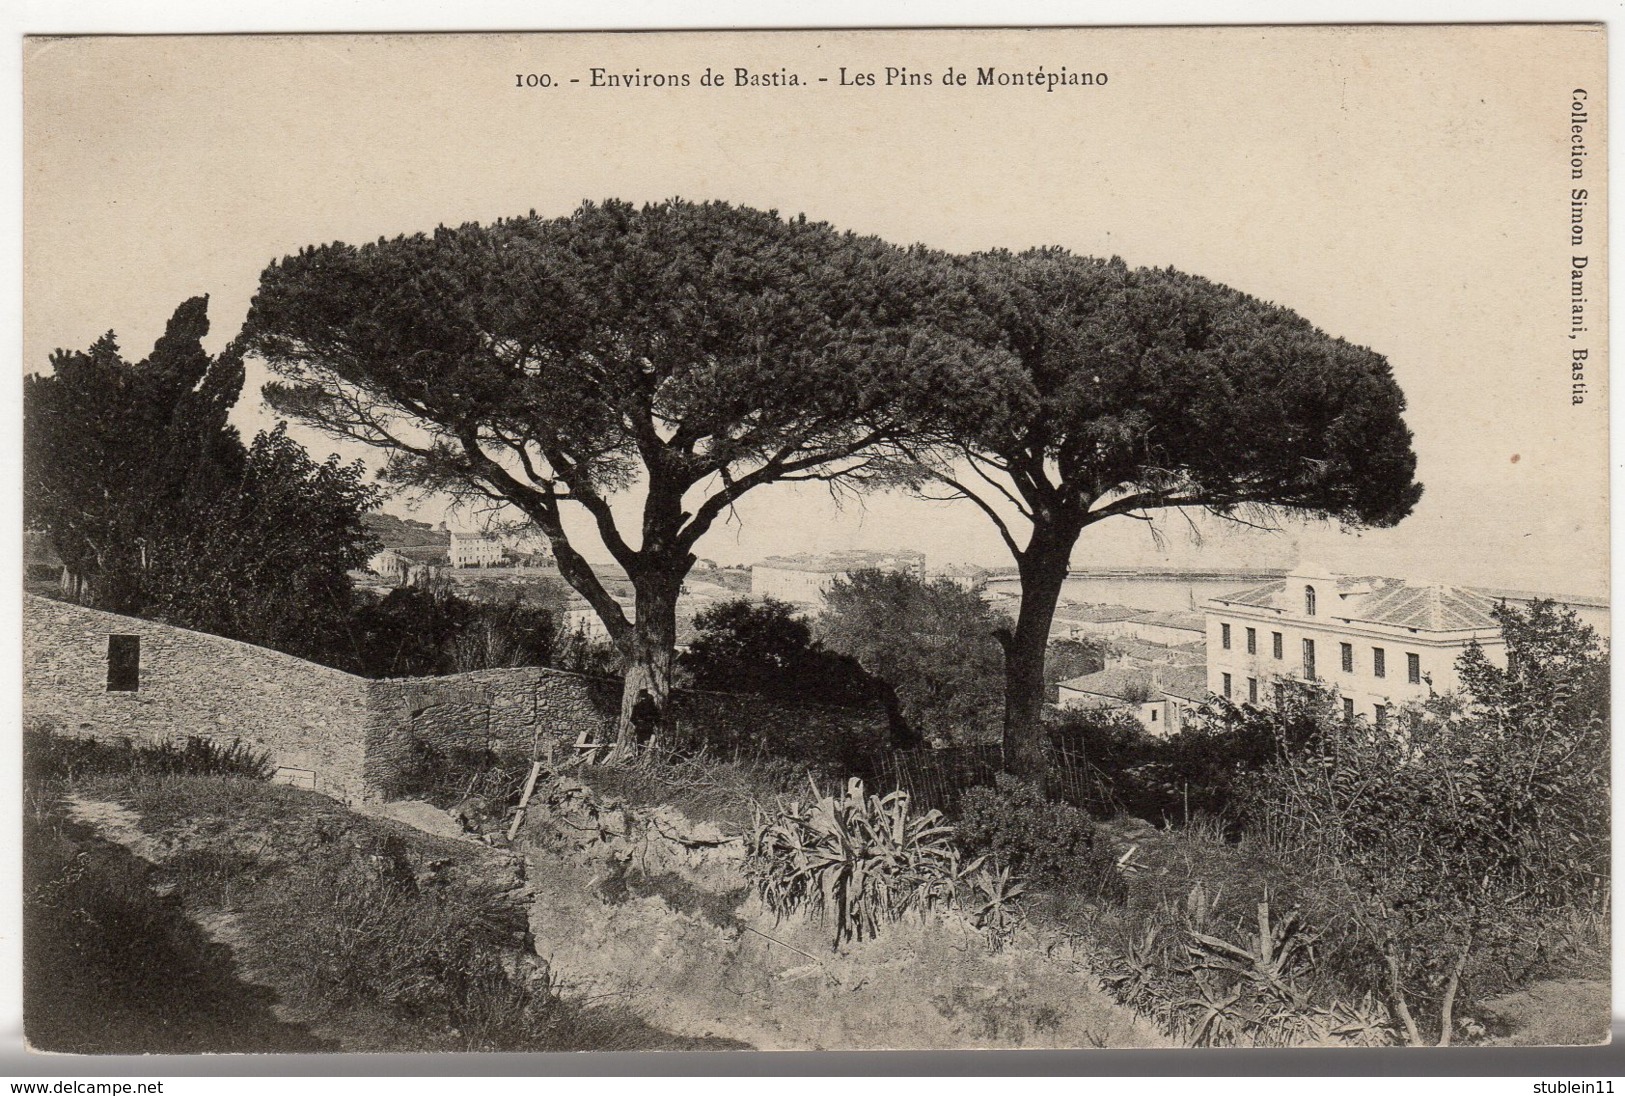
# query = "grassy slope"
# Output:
<box><xmin>26</xmin><ymin>768</ymin><xmax>742</xmax><ymax>1054</ymax></box>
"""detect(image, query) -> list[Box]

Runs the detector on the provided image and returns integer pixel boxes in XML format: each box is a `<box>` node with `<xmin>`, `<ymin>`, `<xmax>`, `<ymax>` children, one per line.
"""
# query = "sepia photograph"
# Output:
<box><xmin>16</xmin><ymin>23</ymin><xmax>1611</xmax><ymax>1060</ymax></box>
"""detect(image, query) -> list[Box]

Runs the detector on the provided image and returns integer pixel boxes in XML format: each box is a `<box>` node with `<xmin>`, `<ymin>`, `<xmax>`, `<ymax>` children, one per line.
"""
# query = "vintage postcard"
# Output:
<box><xmin>18</xmin><ymin>25</ymin><xmax>1609</xmax><ymax>1056</ymax></box>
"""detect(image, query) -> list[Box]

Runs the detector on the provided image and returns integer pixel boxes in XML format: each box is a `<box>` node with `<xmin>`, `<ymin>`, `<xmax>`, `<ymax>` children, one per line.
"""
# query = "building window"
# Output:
<box><xmin>1274</xmin><ymin>682</ymin><xmax>1286</xmax><ymax>708</ymax></box>
<box><xmin>1246</xmin><ymin>627</ymin><xmax>1257</xmax><ymax>654</ymax></box>
<box><xmin>1373</xmin><ymin>647</ymin><xmax>1386</xmax><ymax>678</ymax></box>
<box><xmin>107</xmin><ymin>635</ymin><xmax>140</xmax><ymax>692</ymax></box>
<box><xmin>1222</xmin><ymin>672</ymin><xmax>1232</xmax><ymax>698</ymax></box>
<box><xmin>1248</xmin><ymin>677</ymin><xmax>1258</xmax><ymax>704</ymax></box>
<box><xmin>1374</xmin><ymin>703</ymin><xmax>1388</xmax><ymax>728</ymax></box>
<box><xmin>1272</xmin><ymin>632</ymin><xmax>1283</xmax><ymax>659</ymax></box>
<box><xmin>1340</xmin><ymin>642</ymin><xmax>1354</xmax><ymax>673</ymax></box>
<box><xmin>1342</xmin><ymin>696</ymin><xmax>1354</xmax><ymax>721</ymax></box>
<box><xmin>1304</xmin><ymin>585</ymin><xmax>1317</xmax><ymax>616</ymax></box>
<box><xmin>1221</xmin><ymin>623</ymin><xmax>1232</xmax><ymax>649</ymax></box>
<box><xmin>1407</xmin><ymin>653</ymin><xmax>1421</xmax><ymax>684</ymax></box>
<box><xmin>1150</xmin><ymin>708</ymin><xmax>1159</xmax><ymax>722</ymax></box>
<box><xmin>1302</xmin><ymin>638</ymin><xmax>1317</xmax><ymax>680</ymax></box>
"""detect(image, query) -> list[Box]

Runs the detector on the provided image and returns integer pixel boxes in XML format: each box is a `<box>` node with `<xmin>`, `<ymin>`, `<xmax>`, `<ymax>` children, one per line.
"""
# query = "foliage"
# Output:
<box><xmin>958</xmin><ymin>774</ymin><xmax>1119</xmax><ymax>902</ymax></box>
<box><xmin>24</xmin><ymin>726</ymin><xmax>274</xmax><ymax>785</ymax></box>
<box><xmin>1093</xmin><ymin>888</ymin><xmax>1397</xmax><ymax>1048</ymax></box>
<box><xmin>1044</xmin><ymin>638</ymin><xmax>1106</xmax><ymax>703</ymax></box>
<box><xmin>24</xmin><ymin>297</ymin><xmax>247</xmax><ymax>608</ymax></box>
<box><xmin>746</xmin><ymin>778</ymin><xmax>1019</xmax><ymax>949</ymax></box>
<box><xmin>255</xmin><ymin>847</ymin><xmax>545</xmax><ymax>1044</ymax></box>
<box><xmin>345</xmin><ymin>578</ymin><xmax>557</xmax><ymax>678</ymax></box>
<box><xmin>1047</xmin><ymin>692</ymin><xmax>1322</xmax><ymax>825</ymax></box>
<box><xmin>244</xmin><ymin>198</ymin><xmax>1004</xmax><ymax>746</ymax></box>
<box><xmin>1234</xmin><ymin>600</ymin><xmax>1610</xmax><ymax>1045</ymax></box>
<box><xmin>375</xmin><ymin>741</ymin><xmax>529</xmax><ymax>809</ymax></box>
<box><xmin>141</xmin><ymin>424</ymin><xmax>379</xmax><ymax>662</ymax></box>
<box><xmin>818</xmin><ymin>569</ymin><xmax>1006</xmax><ymax>745</ymax></box>
<box><xmin>23</xmin><ymin>296</ymin><xmax>380</xmax><ymax>659</ymax></box>
<box><xmin>679</xmin><ymin>597</ymin><xmax>880</xmax><ymax>709</ymax></box>
<box><xmin>892</xmin><ymin>249</ymin><xmax>1424</xmax><ymax>786</ymax></box>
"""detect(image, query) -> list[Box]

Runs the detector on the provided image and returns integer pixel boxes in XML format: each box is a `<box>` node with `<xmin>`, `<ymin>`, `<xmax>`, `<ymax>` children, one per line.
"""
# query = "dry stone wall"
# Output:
<box><xmin>23</xmin><ymin>594</ymin><xmax>373</xmax><ymax>802</ymax></box>
<box><xmin>362</xmin><ymin>667</ymin><xmax>621</xmax><ymax>791</ymax></box>
<box><xmin>24</xmin><ymin>594</ymin><xmax>890</xmax><ymax>804</ymax></box>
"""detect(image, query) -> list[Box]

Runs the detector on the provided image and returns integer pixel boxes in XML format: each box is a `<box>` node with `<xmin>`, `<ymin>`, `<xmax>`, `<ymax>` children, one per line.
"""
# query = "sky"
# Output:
<box><xmin>21</xmin><ymin>26</ymin><xmax>1610</xmax><ymax>596</ymax></box>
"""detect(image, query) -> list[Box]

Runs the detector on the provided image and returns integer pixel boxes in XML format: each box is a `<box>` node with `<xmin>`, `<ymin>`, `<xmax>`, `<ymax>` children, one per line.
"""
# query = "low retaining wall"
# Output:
<box><xmin>24</xmin><ymin>594</ymin><xmax>890</xmax><ymax>803</ymax></box>
<box><xmin>24</xmin><ymin>595</ymin><xmax>373</xmax><ymax>802</ymax></box>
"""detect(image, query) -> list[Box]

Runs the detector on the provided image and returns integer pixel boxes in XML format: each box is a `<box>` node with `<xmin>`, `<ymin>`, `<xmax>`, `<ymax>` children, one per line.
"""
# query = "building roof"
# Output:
<box><xmin>1129</xmin><ymin>609</ymin><xmax>1206</xmax><ymax>632</ymax></box>
<box><xmin>1211</xmin><ymin>575</ymin><xmax>1501</xmax><ymax>632</ymax></box>
<box><xmin>1158</xmin><ymin>664</ymin><xmax>1212</xmax><ymax>703</ymax></box>
<box><xmin>1055</xmin><ymin>602</ymin><xmax>1146</xmax><ymax>624</ymax></box>
<box><xmin>389</xmin><ymin>545</ymin><xmax>450</xmax><ymax>563</ymax></box>
<box><xmin>1057</xmin><ymin>665</ymin><xmax>1158</xmax><ymax>702</ymax></box>
<box><xmin>933</xmin><ymin>563</ymin><xmax>991</xmax><ymax>580</ymax></box>
<box><xmin>1058</xmin><ymin>659</ymin><xmax>1206</xmax><ymax>704</ymax></box>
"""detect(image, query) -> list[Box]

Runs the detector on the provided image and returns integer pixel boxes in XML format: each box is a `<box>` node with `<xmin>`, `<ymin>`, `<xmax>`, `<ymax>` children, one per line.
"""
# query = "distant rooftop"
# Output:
<box><xmin>1054</xmin><ymin>603</ymin><xmax>1145</xmax><ymax>624</ymax></box>
<box><xmin>1211</xmin><ymin>575</ymin><xmax>1502</xmax><ymax>632</ymax></box>
<box><xmin>1058</xmin><ymin>660</ymin><xmax>1207</xmax><ymax>704</ymax></box>
<box><xmin>1131</xmin><ymin>609</ymin><xmax>1206</xmax><ymax>631</ymax></box>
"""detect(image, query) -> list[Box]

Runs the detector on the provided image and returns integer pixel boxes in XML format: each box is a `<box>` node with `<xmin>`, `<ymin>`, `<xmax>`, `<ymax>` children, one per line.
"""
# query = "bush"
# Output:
<box><xmin>377</xmin><ymin>740</ymin><xmax>528</xmax><ymax>809</ymax></box>
<box><xmin>746</xmin><ymin>778</ymin><xmax>1019</xmax><ymax>948</ymax></box>
<box><xmin>24</xmin><ymin>727</ymin><xmax>274</xmax><ymax>785</ymax></box>
<box><xmin>958</xmin><ymin>774</ymin><xmax>1125</xmax><ymax>904</ymax></box>
<box><xmin>253</xmin><ymin>852</ymin><xmax>542</xmax><ymax>1046</ymax></box>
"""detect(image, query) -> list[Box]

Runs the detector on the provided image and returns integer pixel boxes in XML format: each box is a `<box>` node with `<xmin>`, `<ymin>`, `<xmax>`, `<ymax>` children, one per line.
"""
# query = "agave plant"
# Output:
<box><xmin>1186</xmin><ymin>901</ymin><xmax>1312</xmax><ymax>1000</ymax></box>
<box><xmin>745</xmin><ymin>778</ymin><xmax>972</xmax><ymax>947</ymax></box>
<box><xmin>969</xmin><ymin>863</ymin><xmax>1026</xmax><ymax>951</ymax></box>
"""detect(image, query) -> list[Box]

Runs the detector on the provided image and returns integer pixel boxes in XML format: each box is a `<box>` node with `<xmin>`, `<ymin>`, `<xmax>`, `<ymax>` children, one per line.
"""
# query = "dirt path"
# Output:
<box><xmin>26</xmin><ymin>795</ymin><xmax>336</xmax><ymax>1054</ymax></box>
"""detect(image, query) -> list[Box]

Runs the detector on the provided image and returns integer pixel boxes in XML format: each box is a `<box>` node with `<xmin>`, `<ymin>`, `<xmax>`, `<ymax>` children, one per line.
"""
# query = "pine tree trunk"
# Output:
<box><xmin>1001</xmin><ymin>524</ymin><xmax>1074</xmax><ymax>793</ymax></box>
<box><xmin>608</xmin><ymin>570</ymin><xmax>681</xmax><ymax>762</ymax></box>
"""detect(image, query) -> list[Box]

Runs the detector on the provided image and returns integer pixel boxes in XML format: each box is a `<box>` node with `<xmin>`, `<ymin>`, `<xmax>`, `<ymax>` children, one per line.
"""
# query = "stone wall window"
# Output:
<box><xmin>107</xmin><ymin>634</ymin><xmax>140</xmax><ymax>692</ymax></box>
<box><xmin>1246</xmin><ymin>627</ymin><xmax>1257</xmax><ymax>654</ymax></box>
<box><xmin>1272</xmin><ymin>631</ymin><xmax>1283</xmax><ymax>660</ymax></box>
<box><xmin>1302</xmin><ymin>638</ymin><xmax>1317</xmax><ymax>680</ymax></box>
<box><xmin>1340</xmin><ymin>642</ymin><xmax>1354</xmax><ymax>673</ymax></box>
<box><xmin>1221</xmin><ymin>623</ymin><xmax>1231</xmax><ymax>649</ymax></box>
<box><xmin>1373</xmin><ymin>647</ymin><xmax>1387</xmax><ymax>678</ymax></box>
<box><xmin>1407</xmin><ymin>652</ymin><xmax>1422</xmax><ymax>684</ymax></box>
<box><xmin>1304</xmin><ymin>585</ymin><xmax>1317</xmax><ymax>616</ymax></box>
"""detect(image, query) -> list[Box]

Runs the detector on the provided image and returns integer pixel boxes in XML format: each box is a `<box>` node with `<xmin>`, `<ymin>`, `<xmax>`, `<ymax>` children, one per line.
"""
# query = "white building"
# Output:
<box><xmin>1204</xmin><ymin>566</ymin><xmax>1507</xmax><ymax>724</ymax></box>
<box><xmin>750</xmin><ymin>550</ymin><xmax>926</xmax><ymax>608</ymax></box>
<box><xmin>931</xmin><ymin>563</ymin><xmax>991</xmax><ymax>592</ymax></box>
<box><xmin>449</xmin><ymin>531</ymin><xmax>506</xmax><ymax>569</ymax></box>
<box><xmin>1056</xmin><ymin>660</ymin><xmax>1209</xmax><ymax>737</ymax></box>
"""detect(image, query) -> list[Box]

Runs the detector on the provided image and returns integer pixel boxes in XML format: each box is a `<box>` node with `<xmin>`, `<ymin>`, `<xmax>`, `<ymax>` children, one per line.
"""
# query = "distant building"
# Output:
<box><xmin>1049</xmin><ymin>603</ymin><xmax>1205</xmax><ymax>647</ymax></box>
<box><xmin>1121</xmin><ymin>609</ymin><xmax>1206</xmax><ymax>647</ymax></box>
<box><xmin>449</xmin><ymin>531</ymin><xmax>505</xmax><ymax>569</ymax></box>
<box><xmin>751</xmin><ymin>549</ymin><xmax>926</xmax><ymax>608</ymax></box>
<box><xmin>1056</xmin><ymin>659</ymin><xmax>1209</xmax><ymax>736</ymax></box>
<box><xmin>1050</xmin><ymin>603</ymin><xmax>1149</xmax><ymax>641</ymax></box>
<box><xmin>931</xmin><ymin>563</ymin><xmax>991</xmax><ymax>591</ymax></box>
<box><xmin>1204</xmin><ymin>566</ymin><xmax>1507</xmax><ymax>723</ymax></box>
<box><xmin>369</xmin><ymin>545</ymin><xmax>449</xmax><ymax>585</ymax></box>
<box><xmin>561</xmin><ymin>595</ymin><xmax>635</xmax><ymax>642</ymax></box>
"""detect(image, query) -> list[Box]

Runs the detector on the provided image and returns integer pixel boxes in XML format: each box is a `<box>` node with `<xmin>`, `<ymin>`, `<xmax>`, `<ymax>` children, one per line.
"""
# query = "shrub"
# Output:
<box><xmin>377</xmin><ymin>739</ymin><xmax>528</xmax><ymax>808</ymax></box>
<box><xmin>746</xmin><ymin>778</ymin><xmax>1017</xmax><ymax>948</ymax></box>
<box><xmin>24</xmin><ymin>727</ymin><xmax>274</xmax><ymax>785</ymax></box>
<box><xmin>958</xmin><ymin>774</ymin><xmax>1125</xmax><ymax>904</ymax></box>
